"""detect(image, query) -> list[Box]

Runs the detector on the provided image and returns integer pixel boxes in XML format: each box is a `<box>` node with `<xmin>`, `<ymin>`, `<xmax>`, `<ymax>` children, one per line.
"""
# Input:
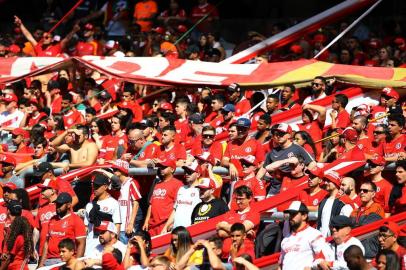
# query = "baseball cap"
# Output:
<box><xmin>197</xmin><ymin>177</ymin><xmax>216</xmax><ymax>189</ymax></box>
<box><xmin>381</xmin><ymin>87</ymin><xmax>399</xmax><ymax>100</ymax></box>
<box><xmin>240</xmin><ymin>155</ymin><xmax>257</xmax><ymax>167</ymax></box>
<box><xmin>271</xmin><ymin>123</ymin><xmax>292</xmax><ymax>134</ymax></box>
<box><xmin>177</xmin><ymin>25</ymin><xmax>187</xmax><ymax>33</ymax></box>
<box><xmin>152</xmin><ymin>27</ymin><xmax>165</xmax><ymax>35</ymax></box>
<box><xmin>383</xmin><ymin>221</ymin><xmax>401</xmax><ymax>237</ymax></box>
<box><xmin>52</xmin><ymin>35</ymin><xmax>61</xmax><ymax>42</ymax></box>
<box><xmin>1</xmin><ymin>93</ymin><xmax>18</xmax><ymax>103</ymax></box>
<box><xmin>306</xmin><ymin>167</ymin><xmax>324</xmax><ymax>178</ymax></box>
<box><xmin>6</xmin><ymin>200</ymin><xmax>22</xmax><ymax>216</ymax></box>
<box><xmin>2</xmin><ymin>182</ymin><xmax>17</xmax><ymax>191</ymax></box>
<box><xmin>227</xmin><ymin>83</ymin><xmax>240</xmax><ymax>92</ymax></box>
<box><xmin>341</xmin><ymin>127</ymin><xmax>358</xmax><ymax>143</ymax></box>
<box><xmin>99</xmin><ymin>90</ymin><xmax>112</xmax><ymax>100</ymax></box>
<box><xmin>284</xmin><ymin>201</ymin><xmax>309</xmax><ymax>214</ymax></box>
<box><xmin>0</xmin><ymin>154</ymin><xmax>16</xmax><ymax>167</ymax></box>
<box><xmin>194</xmin><ymin>152</ymin><xmax>215</xmax><ymax>165</ymax></box>
<box><xmin>182</xmin><ymin>160</ymin><xmax>201</xmax><ymax>174</ymax></box>
<box><xmin>93</xmin><ymin>174</ymin><xmax>110</xmax><ymax>186</ymax></box>
<box><xmin>330</xmin><ymin>215</ymin><xmax>353</xmax><ymax>228</ymax></box>
<box><xmin>156</xmin><ymin>159</ymin><xmax>177</xmax><ymax>170</ymax></box>
<box><xmin>369</xmin><ymin>155</ymin><xmax>386</xmax><ymax>166</ymax></box>
<box><xmin>111</xmin><ymin>159</ymin><xmax>129</xmax><ymax>175</ymax></box>
<box><xmin>38</xmin><ymin>178</ymin><xmax>58</xmax><ymax>190</ymax></box>
<box><xmin>105</xmin><ymin>40</ymin><xmax>116</xmax><ymax>50</ymax></box>
<box><xmin>159</xmin><ymin>102</ymin><xmax>173</xmax><ymax>111</ymax></box>
<box><xmin>235</xmin><ymin>118</ymin><xmax>251</xmax><ymax>128</ymax></box>
<box><xmin>12</xmin><ymin>128</ymin><xmax>30</xmax><ymax>139</ymax></box>
<box><xmin>354</xmin><ymin>104</ymin><xmax>370</xmax><ymax>117</ymax></box>
<box><xmin>84</xmin><ymin>23</ymin><xmax>94</xmax><ymax>31</ymax></box>
<box><xmin>222</xmin><ymin>104</ymin><xmax>235</xmax><ymax>113</ymax></box>
<box><xmin>189</xmin><ymin>113</ymin><xmax>204</xmax><ymax>125</ymax></box>
<box><xmin>33</xmin><ymin>162</ymin><xmax>54</xmax><ymax>178</ymax></box>
<box><xmin>323</xmin><ymin>170</ymin><xmax>341</xmax><ymax>187</ymax></box>
<box><xmin>55</xmin><ymin>192</ymin><xmax>72</xmax><ymax>204</ymax></box>
<box><xmin>95</xmin><ymin>221</ymin><xmax>118</xmax><ymax>234</ymax></box>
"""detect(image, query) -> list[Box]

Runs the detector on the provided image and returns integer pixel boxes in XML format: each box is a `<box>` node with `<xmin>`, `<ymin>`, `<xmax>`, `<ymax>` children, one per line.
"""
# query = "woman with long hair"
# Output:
<box><xmin>164</xmin><ymin>226</ymin><xmax>202</xmax><ymax>264</ymax></box>
<box><xmin>319</xmin><ymin>128</ymin><xmax>341</xmax><ymax>162</ymax></box>
<box><xmin>375</xmin><ymin>249</ymin><xmax>401</xmax><ymax>270</ymax></box>
<box><xmin>294</xmin><ymin>130</ymin><xmax>318</xmax><ymax>159</ymax></box>
<box><xmin>0</xmin><ymin>216</ymin><xmax>33</xmax><ymax>270</ymax></box>
<box><xmin>90</xmin><ymin>118</ymin><xmax>112</xmax><ymax>150</ymax></box>
<box><xmin>389</xmin><ymin>160</ymin><xmax>406</xmax><ymax>214</ymax></box>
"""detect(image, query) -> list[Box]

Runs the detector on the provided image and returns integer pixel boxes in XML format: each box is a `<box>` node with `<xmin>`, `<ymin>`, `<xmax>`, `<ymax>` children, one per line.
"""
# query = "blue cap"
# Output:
<box><xmin>223</xmin><ymin>104</ymin><xmax>235</xmax><ymax>112</ymax></box>
<box><xmin>236</xmin><ymin>118</ymin><xmax>251</xmax><ymax>128</ymax></box>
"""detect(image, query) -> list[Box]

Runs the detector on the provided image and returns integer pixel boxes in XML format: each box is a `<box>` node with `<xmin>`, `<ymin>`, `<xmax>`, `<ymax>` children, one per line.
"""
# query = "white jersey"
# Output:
<box><xmin>173</xmin><ymin>185</ymin><xmax>201</xmax><ymax>228</ymax></box>
<box><xmin>84</xmin><ymin>196</ymin><xmax>121</xmax><ymax>239</ymax></box>
<box><xmin>88</xmin><ymin>240</ymin><xmax>127</xmax><ymax>260</ymax></box>
<box><xmin>118</xmin><ymin>177</ymin><xmax>142</xmax><ymax>231</ymax></box>
<box><xmin>316</xmin><ymin>237</ymin><xmax>365</xmax><ymax>270</ymax></box>
<box><xmin>0</xmin><ymin>109</ymin><xmax>24</xmax><ymax>128</ymax></box>
<box><xmin>280</xmin><ymin>225</ymin><xmax>330</xmax><ymax>270</ymax></box>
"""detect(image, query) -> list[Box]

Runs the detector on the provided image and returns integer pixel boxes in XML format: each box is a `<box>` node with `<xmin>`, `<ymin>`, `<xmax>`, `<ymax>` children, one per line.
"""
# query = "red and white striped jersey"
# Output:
<box><xmin>118</xmin><ymin>177</ymin><xmax>142</xmax><ymax>231</ymax></box>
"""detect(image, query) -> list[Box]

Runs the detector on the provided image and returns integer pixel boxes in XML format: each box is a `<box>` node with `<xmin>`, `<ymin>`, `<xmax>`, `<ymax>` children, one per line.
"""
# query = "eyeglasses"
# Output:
<box><xmin>202</xmin><ymin>134</ymin><xmax>215</xmax><ymax>139</ymax></box>
<box><xmin>272</xmin><ymin>131</ymin><xmax>287</xmax><ymax>137</ymax></box>
<box><xmin>378</xmin><ymin>233</ymin><xmax>394</xmax><ymax>240</ymax></box>
<box><xmin>312</xmin><ymin>82</ymin><xmax>322</xmax><ymax>87</ymax></box>
<box><xmin>373</xmin><ymin>131</ymin><xmax>385</xmax><ymax>135</ymax></box>
<box><xmin>129</xmin><ymin>138</ymin><xmax>142</xmax><ymax>144</ymax></box>
<box><xmin>359</xmin><ymin>188</ymin><xmax>373</xmax><ymax>193</ymax></box>
<box><xmin>153</xmin><ymin>103</ymin><xmax>159</xmax><ymax>107</ymax></box>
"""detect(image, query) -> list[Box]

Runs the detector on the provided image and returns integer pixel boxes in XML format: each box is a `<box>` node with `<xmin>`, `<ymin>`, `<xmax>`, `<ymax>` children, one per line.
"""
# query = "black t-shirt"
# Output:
<box><xmin>191</xmin><ymin>198</ymin><xmax>229</xmax><ymax>224</ymax></box>
<box><xmin>263</xmin><ymin>143</ymin><xmax>314</xmax><ymax>173</ymax></box>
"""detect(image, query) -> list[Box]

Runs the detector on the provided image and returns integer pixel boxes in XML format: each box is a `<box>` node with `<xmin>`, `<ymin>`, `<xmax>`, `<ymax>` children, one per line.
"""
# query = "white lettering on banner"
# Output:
<box><xmin>10</xmin><ymin>57</ymin><xmax>64</xmax><ymax>77</ymax></box>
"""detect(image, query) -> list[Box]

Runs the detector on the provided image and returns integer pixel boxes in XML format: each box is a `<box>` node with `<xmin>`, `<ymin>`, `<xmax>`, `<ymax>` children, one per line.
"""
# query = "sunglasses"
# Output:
<box><xmin>272</xmin><ymin>131</ymin><xmax>287</xmax><ymax>137</ymax></box>
<box><xmin>312</xmin><ymin>82</ymin><xmax>322</xmax><ymax>87</ymax></box>
<box><xmin>373</xmin><ymin>131</ymin><xmax>385</xmax><ymax>135</ymax></box>
<box><xmin>202</xmin><ymin>134</ymin><xmax>215</xmax><ymax>139</ymax></box>
<box><xmin>359</xmin><ymin>188</ymin><xmax>373</xmax><ymax>193</ymax></box>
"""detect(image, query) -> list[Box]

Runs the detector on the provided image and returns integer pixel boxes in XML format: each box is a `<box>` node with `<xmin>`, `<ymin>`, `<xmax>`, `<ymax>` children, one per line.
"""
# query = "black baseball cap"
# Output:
<box><xmin>330</xmin><ymin>215</ymin><xmax>353</xmax><ymax>228</ymax></box>
<box><xmin>33</xmin><ymin>162</ymin><xmax>54</xmax><ymax>178</ymax></box>
<box><xmin>6</xmin><ymin>200</ymin><xmax>22</xmax><ymax>216</ymax></box>
<box><xmin>93</xmin><ymin>174</ymin><xmax>110</xmax><ymax>186</ymax></box>
<box><xmin>55</xmin><ymin>192</ymin><xmax>72</xmax><ymax>204</ymax></box>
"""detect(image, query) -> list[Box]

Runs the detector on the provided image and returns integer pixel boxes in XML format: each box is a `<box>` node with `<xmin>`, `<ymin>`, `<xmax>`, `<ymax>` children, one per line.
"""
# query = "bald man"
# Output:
<box><xmin>344</xmin><ymin>245</ymin><xmax>375</xmax><ymax>270</ymax></box>
<box><xmin>339</xmin><ymin>177</ymin><xmax>360</xmax><ymax>209</ymax></box>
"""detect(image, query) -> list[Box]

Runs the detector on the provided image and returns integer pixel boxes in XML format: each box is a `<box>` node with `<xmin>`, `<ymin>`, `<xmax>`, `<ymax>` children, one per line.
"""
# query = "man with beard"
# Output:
<box><xmin>122</xmin><ymin>127</ymin><xmax>159</xmax><ymax>167</ymax></box>
<box><xmin>279</xmin><ymin>201</ymin><xmax>330</xmax><ymax>270</ymax></box>
<box><xmin>38</xmin><ymin>193</ymin><xmax>86</xmax><ymax>267</ymax></box>
<box><xmin>226</xmin><ymin>83</ymin><xmax>251</xmax><ymax>117</ymax></box>
<box><xmin>339</xmin><ymin>177</ymin><xmax>361</xmax><ymax>209</ymax></box>
<box><xmin>303</xmin><ymin>76</ymin><xmax>328</xmax><ymax>105</ymax></box>
<box><xmin>142</xmin><ymin>159</ymin><xmax>183</xmax><ymax>236</ymax></box>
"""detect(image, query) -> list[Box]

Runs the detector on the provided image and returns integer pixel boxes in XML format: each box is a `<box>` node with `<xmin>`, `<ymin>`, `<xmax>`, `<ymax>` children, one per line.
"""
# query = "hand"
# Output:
<box><xmin>61</xmin><ymin>163</ymin><xmax>70</xmax><ymax>173</ymax></box>
<box><xmin>14</xmin><ymin>15</ymin><xmax>22</xmax><ymax>26</ymax></box>
<box><xmin>73</xmin><ymin>23</ymin><xmax>81</xmax><ymax>32</ymax></box>
<box><xmin>142</xmin><ymin>222</ymin><xmax>149</xmax><ymax>231</ymax></box>
<box><xmin>229</xmin><ymin>163</ymin><xmax>238</xmax><ymax>181</ymax></box>
<box><xmin>330</xmin><ymin>110</ymin><xmax>337</xmax><ymax>119</ymax></box>
<box><xmin>84</xmin><ymin>258</ymin><xmax>97</xmax><ymax>267</ymax></box>
<box><xmin>317</xmin><ymin>260</ymin><xmax>331</xmax><ymax>270</ymax></box>
<box><xmin>233</xmin><ymin>257</ymin><xmax>247</xmax><ymax>265</ymax></box>
<box><xmin>122</xmin><ymin>153</ymin><xmax>132</xmax><ymax>161</ymax></box>
<box><xmin>287</xmin><ymin>156</ymin><xmax>299</xmax><ymax>164</ymax></box>
<box><xmin>125</xmin><ymin>224</ymin><xmax>134</xmax><ymax>235</ymax></box>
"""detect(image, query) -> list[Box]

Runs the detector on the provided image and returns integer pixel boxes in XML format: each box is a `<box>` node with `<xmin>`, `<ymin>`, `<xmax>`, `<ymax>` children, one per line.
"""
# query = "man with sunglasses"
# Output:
<box><xmin>364</xmin><ymin>156</ymin><xmax>392</xmax><ymax>217</ymax></box>
<box><xmin>303</xmin><ymin>76</ymin><xmax>327</xmax><ymax>105</ymax></box>
<box><xmin>279</xmin><ymin>201</ymin><xmax>330</xmax><ymax>270</ymax></box>
<box><xmin>378</xmin><ymin>221</ymin><xmax>406</xmax><ymax>269</ymax></box>
<box><xmin>313</xmin><ymin>215</ymin><xmax>365</xmax><ymax>270</ymax></box>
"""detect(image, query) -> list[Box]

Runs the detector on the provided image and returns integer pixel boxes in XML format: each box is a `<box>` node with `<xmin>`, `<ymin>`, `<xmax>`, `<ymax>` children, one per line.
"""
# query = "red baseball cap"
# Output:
<box><xmin>2</xmin><ymin>93</ymin><xmax>18</xmax><ymax>103</ymax></box>
<box><xmin>383</xmin><ymin>221</ymin><xmax>400</xmax><ymax>237</ymax></box>
<box><xmin>2</xmin><ymin>182</ymin><xmax>17</xmax><ymax>191</ymax></box>
<box><xmin>271</xmin><ymin>123</ymin><xmax>292</xmax><ymax>134</ymax></box>
<box><xmin>0</xmin><ymin>154</ymin><xmax>16</xmax><ymax>166</ymax></box>
<box><xmin>381</xmin><ymin>87</ymin><xmax>399</xmax><ymax>100</ymax></box>
<box><xmin>111</xmin><ymin>159</ymin><xmax>129</xmax><ymax>175</ymax></box>
<box><xmin>152</xmin><ymin>27</ymin><xmax>165</xmax><ymax>35</ymax></box>
<box><xmin>197</xmin><ymin>177</ymin><xmax>216</xmax><ymax>189</ymax></box>
<box><xmin>159</xmin><ymin>102</ymin><xmax>173</xmax><ymax>111</ymax></box>
<box><xmin>323</xmin><ymin>170</ymin><xmax>342</xmax><ymax>187</ymax></box>
<box><xmin>38</xmin><ymin>178</ymin><xmax>58</xmax><ymax>190</ymax></box>
<box><xmin>182</xmin><ymin>160</ymin><xmax>201</xmax><ymax>174</ymax></box>
<box><xmin>12</xmin><ymin>128</ymin><xmax>30</xmax><ymax>139</ymax></box>
<box><xmin>369</xmin><ymin>155</ymin><xmax>386</xmax><ymax>166</ymax></box>
<box><xmin>194</xmin><ymin>152</ymin><xmax>216</xmax><ymax>166</ymax></box>
<box><xmin>177</xmin><ymin>25</ymin><xmax>187</xmax><ymax>33</ymax></box>
<box><xmin>84</xmin><ymin>23</ymin><xmax>94</xmax><ymax>31</ymax></box>
<box><xmin>307</xmin><ymin>167</ymin><xmax>324</xmax><ymax>178</ymax></box>
<box><xmin>156</xmin><ymin>159</ymin><xmax>177</xmax><ymax>170</ymax></box>
<box><xmin>95</xmin><ymin>221</ymin><xmax>118</xmax><ymax>234</ymax></box>
<box><xmin>341</xmin><ymin>127</ymin><xmax>358</xmax><ymax>143</ymax></box>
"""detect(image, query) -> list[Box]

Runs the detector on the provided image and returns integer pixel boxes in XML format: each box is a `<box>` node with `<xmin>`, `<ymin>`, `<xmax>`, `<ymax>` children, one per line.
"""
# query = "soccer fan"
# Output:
<box><xmin>314</xmin><ymin>215</ymin><xmax>365</xmax><ymax>269</ymax></box>
<box><xmin>61</xmin><ymin>93</ymin><xmax>84</xmax><ymax>128</ymax></box>
<box><xmin>279</xmin><ymin>84</ymin><xmax>300</xmax><ymax>111</ymax></box>
<box><xmin>330</xmin><ymin>93</ymin><xmax>351</xmax><ymax>129</ymax></box>
<box><xmin>0</xmin><ymin>154</ymin><xmax>23</xmax><ymax>188</ymax></box>
<box><xmin>298</xmin><ymin>109</ymin><xmax>324</xmax><ymax>156</ymax></box>
<box><xmin>10</xmin><ymin>128</ymin><xmax>33</xmax><ymax>154</ymax></box>
<box><xmin>265</xmin><ymin>94</ymin><xmax>279</xmax><ymax>116</ymax></box>
<box><xmin>251</xmin><ymin>114</ymin><xmax>271</xmax><ymax>144</ymax></box>
<box><xmin>58</xmin><ymin>238</ymin><xmax>85</xmax><ymax>269</ymax></box>
<box><xmin>293</xmin><ymin>131</ymin><xmax>318</xmax><ymax>159</ymax></box>
<box><xmin>369</xmin><ymin>124</ymin><xmax>387</xmax><ymax>157</ymax></box>
<box><xmin>156</xmin><ymin>125</ymin><xmax>187</xmax><ymax>167</ymax></box>
<box><xmin>161</xmin><ymin>160</ymin><xmax>201</xmax><ymax>233</ymax></box>
<box><xmin>85</xmin><ymin>221</ymin><xmax>126</xmax><ymax>262</ymax></box>
<box><xmin>190</xmin><ymin>0</ymin><xmax>219</xmax><ymax>33</ymax></box>
<box><xmin>216</xmin><ymin>104</ymin><xmax>237</xmax><ymax>136</ymax></box>
<box><xmin>351</xmin><ymin>181</ymin><xmax>385</xmax><ymax>226</ymax></box>
<box><xmin>206</xmin><ymin>93</ymin><xmax>226</xmax><ymax>127</ymax></box>
<box><xmin>50</xmin><ymin>125</ymin><xmax>98</xmax><ymax>171</ymax></box>
<box><xmin>279</xmin><ymin>201</ymin><xmax>330</xmax><ymax>270</ymax></box>
<box><xmin>124</xmin><ymin>127</ymin><xmax>159</xmax><ymax>167</ymax></box>
<box><xmin>0</xmin><ymin>93</ymin><xmax>24</xmax><ymax>129</ymax></box>
<box><xmin>38</xmin><ymin>193</ymin><xmax>86</xmax><ymax>267</ymax></box>
<box><xmin>317</xmin><ymin>170</ymin><xmax>353</xmax><ymax>237</ymax></box>
<box><xmin>384</xmin><ymin>114</ymin><xmax>406</xmax><ymax>162</ymax></box>
<box><xmin>33</xmin><ymin>162</ymin><xmax>78</xmax><ymax>207</ymax></box>
<box><xmin>222</xmin><ymin>118</ymin><xmax>265</xmax><ymax>181</ymax></box>
<box><xmin>133</xmin><ymin>0</ymin><xmax>158</xmax><ymax>32</ymax></box>
<box><xmin>191</xmin><ymin>177</ymin><xmax>229</xmax><ymax>224</ymax></box>
<box><xmin>227</xmin><ymin>83</ymin><xmax>251</xmax><ymax>117</ymax></box>
<box><xmin>337</xmin><ymin>127</ymin><xmax>365</xmax><ymax>161</ymax></box>
<box><xmin>183</xmin><ymin>113</ymin><xmax>204</xmax><ymax>150</ymax></box>
<box><xmin>303</xmin><ymin>76</ymin><xmax>328</xmax><ymax>104</ymax></box>
<box><xmin>142</xmin><ymin>160</ymin><xmax>183</xmax><ymax>236</ymax></box>
<box><xmin>391</xmin><ymin>160</ymin><xmax>406</xmax><ymax>214</ymax></box>
<box><xmin>299</xmin><ymin>168</ymin><xmax>328</xmax><ymax>211</ymax></box>
<box><xmin>123</xmin><ymin>231</ymin><xmax>152</xmax><ymax>268</ymax></box>
<box><xmin>364</xmin><ymin>156</ymin><xmax>392</xmax><ymax>216</ymax></box>
<box><xmin>378</xmin><ymin>221</ymin><xmax>406</xmax><ymax>268</ymax></box>
<box><xmin>228</xmin><ymin>223</ymin><xmax>255</xmax><ymax>261</ymax></box>
<box><xmin>19</xmin><ymin>99</ymin><xmax>47</xmax><ymax>129</ymax></box>
<box><xmin>174</xmin><ymin>97</ymin><xmax>192</xmax><ymax>142</ymax></box>
<box><xmin>84</xmin><ymin>174</ymin><xmax>121</xmax><ymax>255</ymax></box>
<box><xmin>216</xmin><ymin>186</ymin><xmax>260</xmax><ymax>240</ymax></box>
<box><xmin>74</xmin><ymin>23</ymin><xmax>102</xmax><ymax>56</ymax></box>
<box><xmin>339</xmin><ymin>177</ymin><xmax>361</xmax><ymax>209</ymax></box>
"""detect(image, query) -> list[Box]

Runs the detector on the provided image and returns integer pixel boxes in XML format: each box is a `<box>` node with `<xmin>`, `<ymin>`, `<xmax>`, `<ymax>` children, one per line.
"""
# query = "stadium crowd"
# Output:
<box><xmin>0</xmin><ymin>0</ymin><xmax>404</xmax><ymax>270</ymax></box>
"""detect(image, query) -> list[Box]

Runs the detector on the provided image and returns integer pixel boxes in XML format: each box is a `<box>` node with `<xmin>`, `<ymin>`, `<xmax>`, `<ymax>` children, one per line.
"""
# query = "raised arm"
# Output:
<box><xmin>14</xmin><ymin>15</ymin><xmax>37</xmax><ymax>47</ymax></box>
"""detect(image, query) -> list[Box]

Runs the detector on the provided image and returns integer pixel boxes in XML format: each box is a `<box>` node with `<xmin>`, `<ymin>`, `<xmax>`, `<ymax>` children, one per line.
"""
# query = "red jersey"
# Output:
<box><xmin>34</xmin><ymin>43</ymin><xmax>62</xmax><ymax>56</ymax></box>
<box><xmin>149</xmin><ymin>178</ymin><xmax>183</xmax><ymax>230</ymax></box>
<box><xmin>224</xmin><ymin>138</ymin><xmax>265</xmax><ymax>166</ymax></box>
<box><xmin>338</xmin><ymin>145</ymin><xmax>365</xmax><ymax>161</ymax></box>
<box><xmin>395</xmin><ymin>245</ymin><xmax>406</xmax><ymax>270</ymax></box>
<box><xmin>340</xmin><ymin>194</ymin><xmax>362</xmax><ymax>209</ymax></box>
<box><xmin>384</xmin><ymin>134</ymin><xmax>406</xmax><ymax>158</ymax></box>
<box><xmin>357</xmin><ymin>137</ymin><xmax>373</xmax><ymax>154</ymax></box>
<box><xmin>99</xmin><ymin>133</ymin><xmax>128</xmax><ymax>160</ymax></box>
<box><xmin>38</xmin><ymin>177</ymin><xmax>76</xmax><ymax>207</ymax></box>
<box><xmin>298</xmin><ymin>121</ymin><xmax>323</xmax><ymax>155</ymax></box>
<box><xmin>51</xmin><ymin>96</ymin><xmax>62</xmax><ymax>114</ymax></box>
<box><xmin>335</xmin><ymin>110</ymin><xmax>351</xmax><ymax>129</ymax></box>
<box><xmin>299</xmin><ymin>188</ymin><xmax>328</xmax><ymax>208</ymax></box>
<box><xmin>46</xmin><ymin>213</ymin><xmax>86</xmax><ymax>258</ymax></box>
<box><xmin>205</xmin><ymin>111</ymin><xmax>218</xmax><ymax>123</ymax></box>
<box><xmin>190</xmin><ymin>139</ymin><xmax>223</xmax><ymax>162</ymax></box>
<box><xmin>28</xmin><ymin>112</ymin><xmax>47</xmax><ymax>127</ymax></box>
<box><xmin>120</xmin><ymin>100</ymin><xmax>143</xmax><ymax>122</ymax></box>
<box><xmin>4</xmin><ymin>235</ymin><xmax>28</xmax><ymax>270</ymax></box>
<box><xmin>372</xmin><ymin>179</ymin><xmax>392</xmax><ymax>212</ymax></box>
<box><xmin>392</xmin><ymin>186</ymin><xmax>406</xmax><ymax>214</ymax></box>
<box><xmin>63</xmin><ymin>109</ymin><xmax>84</xmax><ymax>128</ymax></box>
<box><xmin>209</xmin><ymin>114</ymin><xmax>224</xmax><ymax>128</ymax></box>
<box><xmin>136</xmin><ymin>142</ymin><xmax>161</xmax><ymax>161</ymax></box>
<box><xmin>230</xmin><ymin>175</ymin><xmax>266</xmax><ymax>211</ymax></box>
<box><xmin>15</xmin><ymin>144</ymin><xmax>34</xmax><ymax>154</ymax></box>
<box><xmin>250</xmin><ymin>111</ymin><xmax>265</xmax><ymax>130</ymax></box>
<box><xmin>278</xmin><ymin>175</ymin><xmax>309</xmax><ymax>211</ymax></box>
<box><xmin>190</xmin><ymin>3</ymin><xmax>219</xmax><ymax>32</ymax></box>
<box><xmin>234</xmin><ymin>97</ymin><xmax>251</xmax><ymax>117</ymax></box>
<box><xmin>157</xmin><ymin>144</ymin><xmax>187</xmax><ymax>163</ymax></box>
<box><xmin>35</xmin><ymin>203</ymin><xmax>56</xmax><ymax>254</ymax></box>
<box><xmin>75</xmin><ymin>41</ymin><xmax>97</xmax><ymax>56</ymax></box>
<box><xmin>222</xmin><ymin>208</ymin><xmax>260</xmax><ymax>238</ymax></box>
<box><xmin>174</xmin><ymin>118</ymin><xmax>191</xmax><ymax>143</ymax></box>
